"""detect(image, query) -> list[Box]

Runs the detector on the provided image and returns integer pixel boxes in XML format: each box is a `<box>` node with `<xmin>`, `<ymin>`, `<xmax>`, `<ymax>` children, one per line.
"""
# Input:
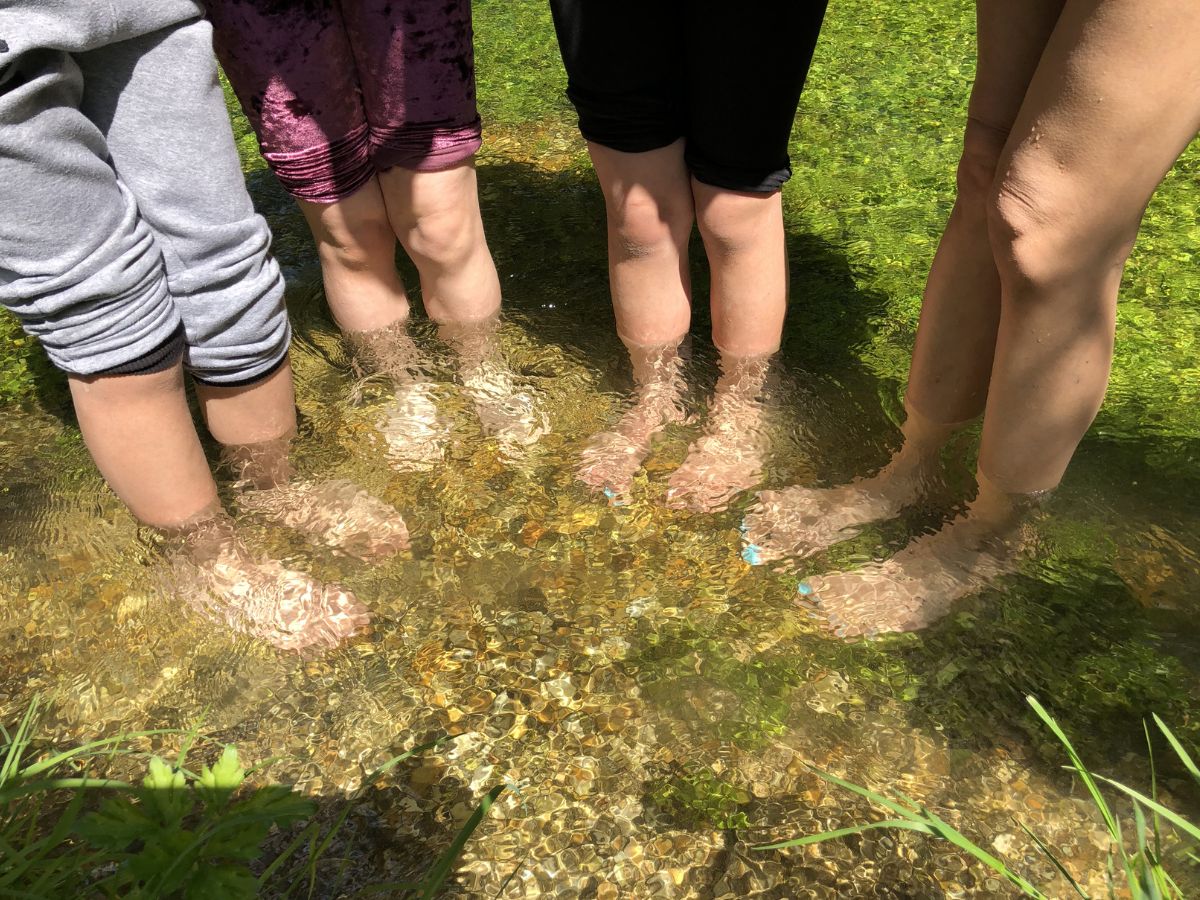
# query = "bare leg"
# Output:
<box><xmin>694</xmin><ymin>181</ymin><xmax>787</xmax><ymax>358</ymax></box>
<box><xmin>69</xmin><ymin>363</ymin><xmax>371</xmax><ymax>650</ymax></box>
<box><xmin>297</xmin><ymin>177</ymin><xmax>411</xmax><ymax>334</ymax></box>
<box><xmin>197</xmin><ymin>363</ymin><xmax>409</xmax><ymax>561</ymax></box>
<box><xmin>664</xmin><ymin>182</ymin><xmax>788</xmax><ymax>511</ymax></box>
<box><xmin>589</xmin><ymin>141</ymin><xmax>694</xmax><ymax>346</ymax></box>
<box><xmin>804</xmin><ymin>0</ymin><xmax>1200</xmax><ymax>636</ymax></box>
<box><xmin>378</xmin><ymin>160</ymin><xmax>548</xmax><ymax>453</ymax></box>
<box><xmin>345</xmin><ymin>320</ymin><xmax>449</xmax><ymax>471</ymax></box>
<box><xmin>68</xmin><ymin>364</ymin><xmax>219</xmax><ymax>529</ymax></box>
<box><xmin>576</xmin><ymin>140</ymin><xmax>694</xmax><ymax>496</ymax></box>
<box><xmin>298</xmin><ymin>177</ymin><xmax>459</xmax><ymax>467</ymax></box>
<box><xmin>744</xmin><ymin>0</ymin><xmax>1064</xmax><ymax>554</ymax></box>
<box><xmin>377</xmin><ymin>160</ymin><xmax>500</xmax><ymax>325</ymax></box>
<box><xmin>904</xmin><ymin>1</ymin><xmax>1066</xmax><ymax>426</ymax></box>
<box><xmin>978</xmin><ymin>0</ymin><xmax>1200</xmax><ymax>492</ymax></box>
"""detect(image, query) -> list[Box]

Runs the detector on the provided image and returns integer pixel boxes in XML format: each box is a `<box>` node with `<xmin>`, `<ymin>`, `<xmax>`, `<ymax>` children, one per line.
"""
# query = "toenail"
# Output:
<box><xmin>797</xmin><ymin>582</ymin><xmax>814</xmax><ymax>596</ymax></box>
<box><xmin>738</xmin><ymin>519</ymin><xmax>749</xmax><ymax>535</ymax></box>
<box><xmin>741</xmin><ymin>543</ymin><xmax>763</xmax><ymax>566</ymax></box>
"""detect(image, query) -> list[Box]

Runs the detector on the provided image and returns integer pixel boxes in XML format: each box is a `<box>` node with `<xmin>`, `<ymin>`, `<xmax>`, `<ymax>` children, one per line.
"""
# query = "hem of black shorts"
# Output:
<box><xmin>689</xmin><ymin>167</ymin><xmax>792</xmax><ymax>194</ymax></box>
<box><xmin>578</xmin><ymin>129</ymin><xmax>682</xmax><ymax>156</ymax></box>
<box><xmin>190</xmin><ymin>351</ymin><xmax>289</xmax><ymax>389</ymax></box>
<box><xmin>94</xmin><ymin>323</ymin><xmax>187</xmax><ymax>377</ymax></box>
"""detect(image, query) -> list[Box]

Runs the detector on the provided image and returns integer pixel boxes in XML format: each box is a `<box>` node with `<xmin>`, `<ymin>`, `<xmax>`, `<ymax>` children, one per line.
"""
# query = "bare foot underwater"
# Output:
<box><xmin>579</xmin><ymin>347</ymin><xmax>773</xmax><ymax>512</ymax></box>
<box><xmin>223</xmin><ymin>434</ymin><xmax>410</xmax><ymax>562</ymax></box>
<box><xmin>665</xmin><ymin>354</ymin><xmax>772</xmax><ymax>513</ymax></box>
<box><xmin>444</xmin><ymin>316</ymin><xmax>549</xmax><ymax>459</ymax></box>
<box><xmin>742</xmin><ymin>405</ymin><xmax>958</xmax><ymax>563</ymax></box>
<box><xmin>351</xmin><ymin>316</ymin><xmax>548</xmax><ymax>467</ymax></box>
<box><xmin>347</xmin><ymin>320</ymin><xmax>449</xmax><ymax>471</ymax></box>
<box><xmin>164</xmin><ymin>508</ymin><xmax>372</xmax><ymax>653</ymax></box>
<box><xmin>795</xmin><ymin>477</ymin><xmax>1042</xmax><ymax>639</ymax></box>
<box><xmin>577</xmin><ymin>342</ymin><xmax>687</xmax><ymax>499</ymax></box>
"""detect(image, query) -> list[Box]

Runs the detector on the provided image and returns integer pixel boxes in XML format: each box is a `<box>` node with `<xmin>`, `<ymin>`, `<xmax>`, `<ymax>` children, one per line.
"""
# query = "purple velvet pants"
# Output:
<box><xmin>208</xmin><ymin>0</ymin><xmax>482</xmax><ymax>203</ymax></box>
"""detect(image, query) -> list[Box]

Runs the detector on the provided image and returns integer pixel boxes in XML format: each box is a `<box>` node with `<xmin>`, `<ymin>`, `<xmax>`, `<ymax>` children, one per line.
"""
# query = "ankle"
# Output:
<box><xmin>346</xmin><ymin>317</ymin><xmax>418</xmax><ymax>381</ymax></box>
<box><xmin>159</xmin><ymin>504</ymin><xmax>245</xmax><ymax>566</ymax></box>
<box><xmin>969</xmin><ymin>471</ymin><xmax>1051</xmax><ymax>532</ymax></box>
<box><xmin>222</xmin><ymin>433</ymin><xmax>295</xmax><ymax>490</ymax></box>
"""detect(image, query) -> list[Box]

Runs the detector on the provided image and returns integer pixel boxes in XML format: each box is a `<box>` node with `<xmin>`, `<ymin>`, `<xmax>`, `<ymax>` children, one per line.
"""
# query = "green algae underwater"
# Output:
<box><xmin>2</xmin><ymin>0</ymin><xmax>1200</xmax><ymax>896</ymax></box>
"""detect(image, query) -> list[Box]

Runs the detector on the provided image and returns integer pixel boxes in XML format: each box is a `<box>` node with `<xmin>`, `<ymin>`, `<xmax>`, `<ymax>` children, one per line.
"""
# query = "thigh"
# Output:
<box><xmin>995</xmin><ymin>0</ymin><xmax>1200</xmax><ymax>251</ymax></box>
<box><xmin>77</xmin><ymin>20</ymin><xmax>291</xmax><ymax>386</ymax></box>
<box><xmin>965</xmin><ymin>0</ymin><xmax>1065</xmax><ymax>162</ymax></box>
<box><xmin>376</xmin><ymin>160</ymin><xmax>482</xmax><ymax>236</ymax></box>
<box><xmin>0</xmin><ymin>48</ymin><xmax>179</xmax><ymax>375</ymax></box>
<box><xmin>549</xmin><ymin>0</ymin><xmax>685</xmax><ymax>153</ymax></box>
<box><xmin>207</xmin><ymin>0</ymin><xmax>373</xmax><ymax>200</ymax></box>
<box><xmin>683</xmin><ymin>0</ymin><xmax>827</xmax><ymax>192</ymax></box>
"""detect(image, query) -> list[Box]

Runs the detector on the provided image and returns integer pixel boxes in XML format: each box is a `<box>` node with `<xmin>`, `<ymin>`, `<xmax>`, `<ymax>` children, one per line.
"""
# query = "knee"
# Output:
<box><xmin>606</xmin><ymin>190</ymin><xmax>692</xmax><ymax>259</ymax></box>
<box><xmin>694</xmin><ymin>190</ymin><xmax>776</xmax><ymax>257</ymax></box>
<box><xmin>986</xmin><ymin>174</ymin><xmax>1136</xmax><ymax>299</ymax></box>
<box><xmin>313</xmin><ymin>206</ymin><xmax>396</xmax><ymax>273</ymax></box>
<box><xmin>956</xmin><ymin>117</ymin><xmax>1009</xmax><ymax>208</ymax></box>
<box><xmin>403</xmin><ymin>202</ymin><xmax>480</xmax><ymax>268</ymax></box>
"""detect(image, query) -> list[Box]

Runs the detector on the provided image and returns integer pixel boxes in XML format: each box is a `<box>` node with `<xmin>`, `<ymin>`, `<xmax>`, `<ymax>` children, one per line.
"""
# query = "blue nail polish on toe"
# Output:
<box><xmin>797</xmin><ymin>582</ymin><xmax>814</xmax><ymax>596</ymax></box>
<box><xmin>738</xmin><ymin>519</ymin><xmax>749</xmax><ymax>535</ymax></box>
<box><xmin>741</xmin><ymin>543</ymin><xmax>763</xmax><ymax>566</ymax></box>
<box><xmin>602</xmin><ymin>486</ymin><xmax>626</xmax><ymax>507</ymax></box>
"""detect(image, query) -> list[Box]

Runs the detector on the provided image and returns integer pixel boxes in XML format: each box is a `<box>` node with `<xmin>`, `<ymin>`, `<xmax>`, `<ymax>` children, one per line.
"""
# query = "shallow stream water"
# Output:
<box><xmin>3</xmin><ymin>152</ymin><xmax>1199</xmax><ymax>897</ymax></box>
<box><xmin>4</xmin><ymin>19</ymin><xmax>1200</xmax><ymax>893</ymax></box>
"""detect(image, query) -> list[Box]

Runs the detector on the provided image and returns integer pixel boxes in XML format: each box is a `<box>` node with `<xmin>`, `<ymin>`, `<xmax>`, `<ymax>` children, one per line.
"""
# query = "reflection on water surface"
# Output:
<box><xmin>2</xmin><ymin>132</ymin><xmax>1200</xmax><ymax>900</ymax></box>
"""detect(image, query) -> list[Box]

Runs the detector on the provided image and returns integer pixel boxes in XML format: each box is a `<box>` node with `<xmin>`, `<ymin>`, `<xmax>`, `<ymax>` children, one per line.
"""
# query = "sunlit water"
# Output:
<box><xmin>2</xmin><ymin>153</ymin><xmax>1200</xmax><ymax>899</ymax></box>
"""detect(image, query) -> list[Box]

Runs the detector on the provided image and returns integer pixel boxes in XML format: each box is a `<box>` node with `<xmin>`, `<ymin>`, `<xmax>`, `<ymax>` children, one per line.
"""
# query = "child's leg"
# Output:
<box><xmin>69</xmin><ymin>365</ymin><xmax>219</xmax><ymax>529</ymax></box>
<box><xmin>82</xmin><ymin>20</ymin><xmax>409</xmax><ymax>565</ymax></box>
<box><xmin>659</xmin><ymin>0</ymin><xmax>826</xmax><ymax>512</ymax></box>
<box><xmin>572</xmin><ymin>142</ymin><xmax>695</xmax><ymax>495</ymax></box>
<box><xmin>208</xmin><ymin>0</ymin><xmax>410</xmax><ymax>338</ymax></box>
<box><xmin>587</xmin><ymin>141</ymin><xmax>695</xmax><ymax>348</ymax></box>
<box><xmin>692</xmin><ymin>184</ymin><xmax>786</xmax><ymax>358</ymax></box>
<box><xmin>665</xmin><ymin>353</ymin><xmax>773</xmax><ymax>512</ymax></box>
<box><xmin>659</xmin><ymin>187</ymin><xmax>783</xmax><ymax>512</ymax></box>
<box><xmin>376</xmin><ymin>162</ymin><xmax>500</xmax><ymax>324</ymax></box>
<box><xmin>339</xmin><ymin>0</ymin><xmax>499</xmax><ymax>326</ymax></box>
<box><xmin>297</xmin><ymin>181</ymin><xmax>411</xmax><ymax>334</ymax></box>
<box><xmin>549</xmin><ymin>0</ymin><xmax>696</xmax><ymax>492</ymax></box>
<box><xmin>0</xmin><ymin>43</ymin><xmax>216</xmax><ymax>530</ymax></box>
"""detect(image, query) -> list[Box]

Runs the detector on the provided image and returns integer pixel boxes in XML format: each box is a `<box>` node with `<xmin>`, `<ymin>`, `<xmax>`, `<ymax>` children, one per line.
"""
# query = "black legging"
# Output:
<box><xmin>549</xmin><ymin>0</ymin><xmax>828</xmax><ymax>192</ymax></box>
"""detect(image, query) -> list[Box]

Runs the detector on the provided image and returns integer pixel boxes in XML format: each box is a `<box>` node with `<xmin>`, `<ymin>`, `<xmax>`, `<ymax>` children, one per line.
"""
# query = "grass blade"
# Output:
<box><xmin>16</xmin><ymin>730</ymin><xmax>177</xmax><ymax>780</ymax></box>
<box><xmin>1017</xmin><ymin>820</ymin><xmax>1090</xmax><ymax>898</ymax></box>
<box><xmin>914</xmin><ymin>805</ymin><xmax>1046</xmax><ymax>899</ymax></box>
<box><xmin>1026</xmin><ymin>696</ymin><xmax>1120</xmax><ymax>840</ymax></box>
<box><xmin>1091</xmin><ymin>774</ymin><xmax>1200</xmax><ymax>844</ymax></box>
<box><xmin>420</xmin><ymin>784</ymin><xmax>505</xmax><ymax>900</ymax></box>
<box><xmin>804</xmin><ymin>765</ymin><xmax>924</xmax><ymax>821</ymax></box>
<box><xmin>257</xmin><ymin>820</ymin><xmax>322</xmax><ymax>887</ymax></box>
<box><xmin>752</xmin><ymin>818</ymin><xmax>934</xmax><ymax>850</ymax></box>
<box><xmin>1153</xmin><ymin>715</ymin><xmax>1200</xmax><ymax>783</ymax></box>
